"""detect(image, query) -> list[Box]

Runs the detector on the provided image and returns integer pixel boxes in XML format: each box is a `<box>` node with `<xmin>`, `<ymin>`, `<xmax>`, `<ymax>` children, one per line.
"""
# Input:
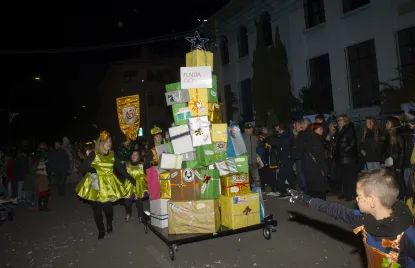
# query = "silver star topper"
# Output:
<box><xmin>186</xmin><ymin>31</ymin><xmax>209</xmax><ymax>50</ymax></box>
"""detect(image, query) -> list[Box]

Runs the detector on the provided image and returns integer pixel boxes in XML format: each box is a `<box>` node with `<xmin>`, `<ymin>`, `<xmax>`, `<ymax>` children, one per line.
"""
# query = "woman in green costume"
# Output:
<box><xmin>123</xmin><ymin>150</ymin><xmax>148</xmax><ymax>222</ymax></box>
<box><xmin>76</xmin><ymin>130</ymin><xmax>135</xmax><ymax>239</ymax></box>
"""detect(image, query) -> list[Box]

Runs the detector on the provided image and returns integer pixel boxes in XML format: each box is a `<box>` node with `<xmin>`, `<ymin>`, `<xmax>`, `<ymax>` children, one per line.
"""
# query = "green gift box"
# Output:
<box><xmin>196</xmin><ymin>144</ymin><xmax>226</xmax><ymax>166</ymax></box>
<box><xmin>234</xmin><ymin>154</ymin><xmax>249</xmax><ymax>173</ymax></box>
<box><xmin>199</xmin><ymin>169</ymin><xmax>220</xmax><ymax>199</ymax></box>
<box><xmin>182</xmin><ymin>160</ymin><xmax>204</xmax><ymax>168</ymax></box>
<box><xmin>208</xmin><ymin>75</ymin><xmax>218</xmax><ymax>103</ymax></box>
<box><xmin>165</xmin><ymin>82</ymin><xmax>181</xmax><ymax>92</ymax></box>
<box><xmin>172</xmin><ymin>103</ymin><xmax>191</xmax><ymax>126</ymax></box>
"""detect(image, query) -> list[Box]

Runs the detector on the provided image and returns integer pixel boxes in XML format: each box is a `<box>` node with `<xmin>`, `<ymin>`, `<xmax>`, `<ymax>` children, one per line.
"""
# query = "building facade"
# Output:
<box><xmin>97</xmin><ymin>51</ymin><xmax>181</xmax><ymax>144</ymax></box>
<box><xmin>210</xmin><ymin>0</ymin><xmax>415</xmax><ymax>120</ymax></box>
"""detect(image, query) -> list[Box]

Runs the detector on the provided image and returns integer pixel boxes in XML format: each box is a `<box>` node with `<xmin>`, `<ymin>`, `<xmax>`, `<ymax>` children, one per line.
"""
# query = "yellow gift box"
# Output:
<box><xmin>220</xmin><ymin>193</ymin><xmax>261</xmax><ymax>230</ymax></box>
<box><xmin>159</xmin><ymin>172</ymin><xmax>171</xmax><ymax>199</ymax></box>
<box><xmin>188</xmin><ymin>88</ymin><xmax>209</xmax><ymax>117</ymax></box>
<box><xmin>211</xmin><ymin>124</ymin><xmax>227</xmax><ymax>143</ymax></box>
<box><xmin>168</xmin><ymin>199</ymin><xmax>220</xmax><ymax>234</ymax></box>
<box><xmin>220</xmin><ymin>173</ymin><xmax>251</xmax><ymax>197</ymax></box>
<box><xmin>208</xmin><ymin>103</ymin><xmax>223</xmax><ymax>123</ymax></box>
<box><xmin>186</xmin><ymin>50</ymin><xmax>213</xmax><ymax>71</ymax></box>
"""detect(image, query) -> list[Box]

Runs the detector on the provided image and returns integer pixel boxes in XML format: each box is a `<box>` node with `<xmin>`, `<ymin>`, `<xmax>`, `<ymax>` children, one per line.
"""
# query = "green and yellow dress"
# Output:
<box><xmin>76</xmin><ymin>151</ymin><xmax>128</xmax><ymax>202</ymax></box>
<box><xmin>124</xmin><ymin>162</ymin><xmax>148</xmax><ymax>199</ymax></box>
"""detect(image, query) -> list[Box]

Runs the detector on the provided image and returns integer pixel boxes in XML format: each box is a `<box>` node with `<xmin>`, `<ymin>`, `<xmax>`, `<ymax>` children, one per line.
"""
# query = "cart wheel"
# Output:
<box><xmin>168</xmin><ymin>246</ymin><xmax>175</xmax><ymax>261</ymax></box>
<box><xmin>263</xmin><ymin>226</ymin><xmax>271</xmax><ymax>240</ymax></box>
<box><xmin>144</xmin><ymin>224</ymin><xmax>148</xmax><ymax>234</ymax></box>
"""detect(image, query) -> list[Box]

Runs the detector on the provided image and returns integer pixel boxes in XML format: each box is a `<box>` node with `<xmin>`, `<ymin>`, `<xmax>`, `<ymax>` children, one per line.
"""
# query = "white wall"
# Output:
<box><xmin>215</xmin><ymin>0</ymin><xmax>415</xmax><ymax>119</ymax></box>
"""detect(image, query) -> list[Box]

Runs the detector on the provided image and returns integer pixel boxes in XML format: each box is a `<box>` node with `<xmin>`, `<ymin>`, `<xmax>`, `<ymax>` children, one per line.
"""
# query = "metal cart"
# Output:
<box><xmin>141</xmin><ymin>213</ymin><xmax>277</xmax><ymax>261</ymax></box>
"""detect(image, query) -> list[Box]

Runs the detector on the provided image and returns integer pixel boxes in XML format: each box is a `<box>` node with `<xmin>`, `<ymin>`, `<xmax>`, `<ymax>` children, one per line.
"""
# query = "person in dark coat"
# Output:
<box><xmin>382</xmin><ymin>117</ymin><xmax>405</xmax><ymax>198</ymax></box>
<box><xmin>47</xmin><ymin>141</ymin><xmax>70</xmax><ymax>196</ymax></box>
<box><xmin>361</xmin><ymin>117</ymin><xmax>382</xmax><ymax>171</ymax></box>
<box><xmin>334</xmin><ymin>114</ymin><xmax>358</xmax><ymax>201</ymax></box>
<box><xmin>266</xmin><ymin>125</ymin><xmax>295</xmax><ymax>197</ymax></box>
<box><xmin>303</xmin><ymin>123</ymin><xmax>329</xmax><ymax>200</ymax></box>
<box><xmin>292</xmin><ymin>119</ymin><xmax>311</xmax><ymax>193</ymax></box>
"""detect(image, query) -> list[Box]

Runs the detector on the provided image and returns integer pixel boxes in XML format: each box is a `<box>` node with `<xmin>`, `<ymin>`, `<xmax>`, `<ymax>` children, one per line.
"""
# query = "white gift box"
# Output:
<box><xmin>181</xmin><ymin>150</ymin><xmax>196</xmax><ymax>161</ymax></box>
<box><xmin>169</xmin><ymin>124</ymin><xmax>194</xmax><ymax>154</ymax></box>
<box><xmin>150</xmin><ymin>199</ymin><xmax>169</xmax><ymax>229</ymax></box>
<box><xmin>188</xmin><ymin>116</ymin><xmax>212</xmax><ymax>147</ymax></box>
<box><xmin>165</xmin><ymin>89</ymin><xmax>190</xmax><ymax>106</ymax></box>
<box><xmin>160</xmin><ymin>153</ymin><xmax>183</xmax><ymax>169</ymax></box>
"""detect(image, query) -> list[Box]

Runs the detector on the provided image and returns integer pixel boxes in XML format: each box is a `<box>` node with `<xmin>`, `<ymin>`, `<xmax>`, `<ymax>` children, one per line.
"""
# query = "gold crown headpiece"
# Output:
<box><xmin>150</xmin><ymin>125</ymin><xmax>162</xmax><ymax>136</ymax></box>
<box><xmin>99</xmin><ymin>130</ymin><xmax>110</xmax><ymax>141</ymax></box>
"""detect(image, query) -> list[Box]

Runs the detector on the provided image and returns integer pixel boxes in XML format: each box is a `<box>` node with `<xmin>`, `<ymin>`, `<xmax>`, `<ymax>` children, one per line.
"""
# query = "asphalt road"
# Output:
<box><xmin>1</xmin><ymin>187</ymin><xmax>366</xmax><ymax>268</ymax></box>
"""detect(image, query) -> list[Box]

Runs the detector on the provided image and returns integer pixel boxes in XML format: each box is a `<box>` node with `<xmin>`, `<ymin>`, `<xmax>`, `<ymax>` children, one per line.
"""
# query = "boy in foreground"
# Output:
<box><xmin>289</xmin><ymin>170</ymin><xmax>415</xmax><ymax>267</ymax></box>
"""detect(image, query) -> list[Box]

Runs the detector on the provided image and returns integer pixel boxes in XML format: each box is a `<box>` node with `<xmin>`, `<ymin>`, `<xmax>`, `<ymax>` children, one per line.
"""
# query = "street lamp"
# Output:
<box><xmin>81</xmin><ymin>104</ymin><xmax>87</xmax><ymax>108</ymax></box>
<box><xmin>34</xmin><ymin>76</ymin><xmax>41</xmax><ymax>80</ymax></box>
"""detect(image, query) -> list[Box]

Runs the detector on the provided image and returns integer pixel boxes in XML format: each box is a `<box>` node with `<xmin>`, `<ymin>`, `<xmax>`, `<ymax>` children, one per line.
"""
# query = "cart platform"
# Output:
<box><xmin>142</xmin><ymin>213</ymin><xmax>277</xmax><ymax>261</ymax></box>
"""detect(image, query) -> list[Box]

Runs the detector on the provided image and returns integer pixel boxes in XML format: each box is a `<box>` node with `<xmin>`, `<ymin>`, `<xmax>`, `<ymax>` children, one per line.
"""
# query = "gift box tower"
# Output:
<box><xmin>147</xmin><ymin>31</ymin><xmax>261</xmax><ymax>234</ymax></box>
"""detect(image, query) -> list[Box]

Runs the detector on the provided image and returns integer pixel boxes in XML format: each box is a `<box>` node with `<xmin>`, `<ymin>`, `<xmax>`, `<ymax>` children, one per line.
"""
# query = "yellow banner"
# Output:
<box><xmin>116</xmin><ymin>94</ymin><xmax>140</xmax><ymax>141</ymax></box>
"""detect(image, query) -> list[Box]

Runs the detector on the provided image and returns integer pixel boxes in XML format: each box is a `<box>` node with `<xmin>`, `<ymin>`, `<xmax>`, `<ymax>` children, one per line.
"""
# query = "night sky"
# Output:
<box><xmin>0</xmin><ymin>1</ymin><xmax>228</xmax><ymax>146</ymax></box>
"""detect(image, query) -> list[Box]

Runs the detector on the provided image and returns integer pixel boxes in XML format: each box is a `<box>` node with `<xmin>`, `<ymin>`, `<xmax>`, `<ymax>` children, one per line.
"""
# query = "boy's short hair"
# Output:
<box><xmin>315</xmin><ymin>114</ymin><xmax>325</xmax><ymax>121</ymax></box>
<box><xmin>357</xmin><ymin>170</ymin><xmax>399</xmax><ymax>208</ymax></box>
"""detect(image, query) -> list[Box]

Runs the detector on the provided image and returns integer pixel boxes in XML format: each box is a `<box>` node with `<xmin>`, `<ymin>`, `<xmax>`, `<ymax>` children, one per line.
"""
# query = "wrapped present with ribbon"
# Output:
<box><xmin>159</xmin><ymin>172</ymin><xmax>171</xmax><ymax>199</ymax></box>
<box><xmin>227</xmin><ymin>122</ymin><xmax>247</xmax><ymax>157</ymax></box>
<box><xmin>200</xmin><ymin>169</ymin><xmax>220</xmax><ymax>200</ymax></box>
<box><xmin>167</xmin><ymin>199</ymin><xmax>220</xmax><ymax>234</ymax></box>
<box><xmin>220</xmin><ymin>172</ymin><xmax>251</xmax><ymax>197</ymax></box>
<box><xmin>234</xmin><ymin>154</ymin><xmax>249</xmax><ymax>173</ymax></box>
<box><xmin>165</xmin><ymin>82</ymin><xmax>182</xmax><ymax>92</ymax></box>
<box><xmin>182</xmin><ymin>160</ymin><xmax>204</xmax><ymax>169</ymax></box>
<box><xmin>181</xmin><ymin>150</ymin><xmax>196</xmax><ymax>161</ymax></box>
<box><xmin>208</xmin><ymin>75</ymin><xmax>218</xmax><ymax>102</ymax></box>
<box><xmin>220</xmin><ymin>193</ymin><xmax>260</xmax><ymax>230</ymax></box>
<box><xmin>196</xmin><ymin>144</ymin><xmax>226</xmax><ymax>166</ymax></box>
<box><xmin>146</xmin><ymin>167</ymin><xmax>166</xmax><ymax>200</ymax></box>
<box><xmin>185</xmin><ymin>49</ymin><xmax>214</xmax><ymax>71</ymax></box>
<box><xmin>159</xmin><ymin>154</ymin><xmax>183</xmax><ymax>170</ymax></box>
<box><xmin>188</xmin><ymin>116</ymin><xmax>212</xmax><ymax>147</ymax></box>
<box><xmin>215</xmin><ymin>157</ymin><xmax>238</xmax><ymax>176</ymax></box>
<box><xmin>150</xmin><ymin>199</ymin><xmax>169</xmax><ymax>228</ymax></box>
<box><xmin>169</xmin><ymin>124</ymin><xmax>194</xmax><ymax>154</ymax></box>
<box><xmin>208</xmin><ymin>103</ymin><xmax>223</xmax><ymax>124</ymax></box>
<box><xmin>170</xmin><ymin>168</ymin><xmax>202</xmax><ymax>201</ymax></box>
<box><xmin>155</xmin><ymin>143</ymin><xmax>174</xmax><ymax>161</ymax></box>
<box><xmin>172</xmin><ymin>103</ymin><xmax>191</xmax><ymax>126</ymax></box>
<box><xmin>211</xmin><ymin>123</ymin><xmax>227</xmax><ymax>143</ymax></box>
<box><xmin>188</xmin><ymin>88</ymin><xmax>209</xmax><ymax>117</ymax></box>
<box><xmin>165</xmin><ymin>89</ymin><xmax>190</xmax><ymax>106</ymax></box>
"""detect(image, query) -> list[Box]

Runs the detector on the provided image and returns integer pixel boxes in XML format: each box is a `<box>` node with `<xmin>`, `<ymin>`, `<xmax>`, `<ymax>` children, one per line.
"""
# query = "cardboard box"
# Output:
<box><xmin>169</xmin><ymin>124</ymin><xmax>194</xmax><ymax>154</ymax></box>
<box><xmin>170</xmin><ymin>168</ymin><xmax>202</xmax><ymax>201</ymax></box>
<box><xmin>168</xmin><ymin>199</ymin><xmax>220</xmax><ymax>234</ymax></box>
<box><xmin>220</xmin><ymin>173</ymin><xmax>251</xmax><ymax>197</ymax></box>
<box><xmin>220</xmin><ymin>193</ymin><xmax>260</xmax><ymax>230</ymax></box>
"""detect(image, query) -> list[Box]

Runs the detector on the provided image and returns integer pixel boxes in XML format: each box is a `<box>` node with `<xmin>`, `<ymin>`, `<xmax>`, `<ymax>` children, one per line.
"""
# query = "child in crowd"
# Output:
<box><xmin>35</xmin><ymin>156</ymin><xmax>50</xmax><ymax>211</ymax></box>
<box><xmin>289</xmin><ymin>170</ymin><xmax>415</xmax><ymax>267</ymax></box>
<box><xmin>123</xmin><ymin>150</ymin><xmax>148</xmax><ymax>222</ymax></box>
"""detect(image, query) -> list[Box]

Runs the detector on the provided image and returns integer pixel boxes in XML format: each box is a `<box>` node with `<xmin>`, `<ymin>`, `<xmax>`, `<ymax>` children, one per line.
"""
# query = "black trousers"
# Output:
<box><xmin>259</xmin><ymin>167</ymin><xmax>278</xmax><ymax>192</ymax></box>
<box><xmin>54</xmin><ymin>172</ymin><xmax>67</xmax><ymax>196</ymax></box>
<box><xmin>338</xmin><ymin>163</ymin><xmax>357</xmax><ymax>199</ymax></box>
<box><xmin>11</xmin><ymin>181</ymin><xmax>18</xmax><ymax>198</ymax></box>
<box><xmin>124</xmin><ymin>198</ymin><xmax>144</xmax><ymax>218</ymax></box>
<box><xmin>91</xmin><ymin>202</ymin><xmax>113</xmax><ymax>231</ymax></box>
<box><xmin>277</xmin><ymin>164</ymin><xmax>295</xmax><ymax>193</ymax></box>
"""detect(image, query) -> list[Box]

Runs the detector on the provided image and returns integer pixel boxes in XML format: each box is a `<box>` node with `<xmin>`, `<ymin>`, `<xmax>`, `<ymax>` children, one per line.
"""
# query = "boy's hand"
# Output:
<box><xmin>288</xmin><ymin>190</ymin><xmax>312</xmax><ymax>206</ymax></box>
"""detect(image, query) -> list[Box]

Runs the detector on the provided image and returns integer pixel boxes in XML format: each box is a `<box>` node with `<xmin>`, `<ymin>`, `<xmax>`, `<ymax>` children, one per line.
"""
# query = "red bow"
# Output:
<box><xmin>203</xmin><ymin>175</ymin><xmax>211</xmax><ymax>183</ymax></box>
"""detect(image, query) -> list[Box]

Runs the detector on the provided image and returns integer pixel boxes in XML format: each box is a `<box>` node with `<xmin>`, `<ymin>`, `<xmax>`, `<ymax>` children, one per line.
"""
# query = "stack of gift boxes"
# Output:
<box><xmin>146</xmin><ymin>49</ymin><xmax>262</xmax><ymax>234</ymax></box>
